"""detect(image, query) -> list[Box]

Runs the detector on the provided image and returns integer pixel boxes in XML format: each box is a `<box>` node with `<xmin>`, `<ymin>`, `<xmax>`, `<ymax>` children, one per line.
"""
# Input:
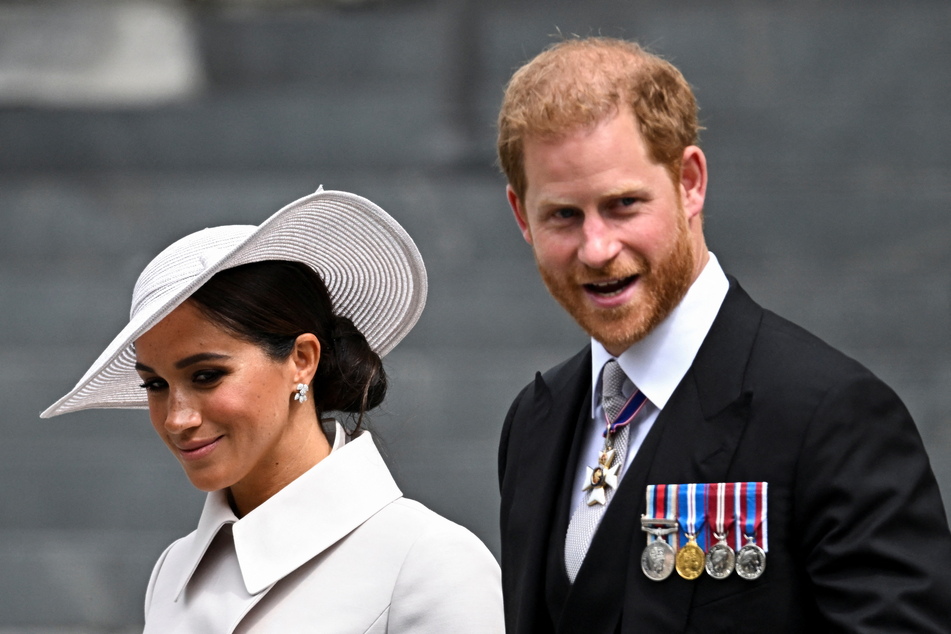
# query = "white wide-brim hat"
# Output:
<box><xmin>41</xmin><ymin>187</ymin><xmax>427</xmax><ymax>418</ymax></box>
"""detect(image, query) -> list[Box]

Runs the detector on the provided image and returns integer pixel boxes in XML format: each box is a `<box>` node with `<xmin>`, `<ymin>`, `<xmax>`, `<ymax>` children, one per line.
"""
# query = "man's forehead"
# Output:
<box><xmin>523</xmin><ymin>107</ymin><xmax>637</xmax><ymax>148</ymax></box>
<box><xmin>520</xmin><ymin>115</ymin><xmax>663</xmax><ymax>205</ymax></box>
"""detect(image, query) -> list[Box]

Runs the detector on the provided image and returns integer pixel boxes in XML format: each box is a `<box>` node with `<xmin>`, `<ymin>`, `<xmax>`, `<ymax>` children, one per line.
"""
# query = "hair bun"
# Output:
<box><xmin>315</xmin><ymin>314</ymin><xmax>387</xmax><ymax>415</ymax></box>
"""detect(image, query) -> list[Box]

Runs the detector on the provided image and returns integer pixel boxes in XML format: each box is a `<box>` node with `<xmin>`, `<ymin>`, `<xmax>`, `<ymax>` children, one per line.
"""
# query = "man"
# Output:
<box><xmin>496</xmin><ymin>37</ymin><xmax>951</xmax><ymax>632</ymax></box>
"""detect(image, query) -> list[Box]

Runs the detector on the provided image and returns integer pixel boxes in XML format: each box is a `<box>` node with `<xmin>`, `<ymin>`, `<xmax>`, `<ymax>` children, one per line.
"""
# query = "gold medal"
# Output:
<box><xmin>675</xmin><ymin>534</ymin><xmax>705</xmax><ymax>580</ymax></box>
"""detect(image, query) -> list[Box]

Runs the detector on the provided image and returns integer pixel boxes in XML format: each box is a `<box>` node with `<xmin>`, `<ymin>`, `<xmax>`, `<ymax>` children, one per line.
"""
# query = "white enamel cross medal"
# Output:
<box><xmin>583</xmin><ymin>446</ymin><xmax>620</xmax><ymax>506</ymax></box>
<box><xmin>582</xmin><ymin>362</ymin><xmax>647</xmax><ymax>507</ymax></box>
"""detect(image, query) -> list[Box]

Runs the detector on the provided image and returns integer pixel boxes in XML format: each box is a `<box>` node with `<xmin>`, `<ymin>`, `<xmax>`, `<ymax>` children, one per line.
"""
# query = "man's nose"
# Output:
<box><xmin>577</xmin><ymin>214</ymin><xmax>621</xmax><ymax>268</ymax></box>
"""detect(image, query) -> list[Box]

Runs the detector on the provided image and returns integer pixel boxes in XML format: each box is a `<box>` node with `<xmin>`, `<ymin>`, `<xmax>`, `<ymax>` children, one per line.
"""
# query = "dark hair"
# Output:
<box><xmin>188</xmin><ymin>260</ymin><xmax>386</xmax><ymax>430</ymax></box>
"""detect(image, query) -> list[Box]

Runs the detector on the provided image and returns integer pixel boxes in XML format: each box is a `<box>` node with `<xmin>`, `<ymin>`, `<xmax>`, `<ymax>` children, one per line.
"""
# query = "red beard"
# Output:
<box><xmin>537</xmin><ymin>213</ymin><xmax>695</xmax><ymax>353</ymax></box>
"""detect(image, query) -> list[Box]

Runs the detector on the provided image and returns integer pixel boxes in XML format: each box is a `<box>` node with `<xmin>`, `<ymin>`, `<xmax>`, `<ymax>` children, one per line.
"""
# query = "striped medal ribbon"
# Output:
<box><xmin>734</xmin><ymin>481</ymin><xmax>768</xmax><ymax>580</ymax></box>
<box><xmin>675</xmin><ymin>483</ymin><xmax>706</xmax><ymax>579</ymax></box>
<box><xmin>640</xmin><ymin>484</ymin><xmax>678</xmax><ymax>581</ymax></box>
<box><xmin>704</xmin><ymin>482</ymin><xmax>736</xmax><ymax>579</ymax></box>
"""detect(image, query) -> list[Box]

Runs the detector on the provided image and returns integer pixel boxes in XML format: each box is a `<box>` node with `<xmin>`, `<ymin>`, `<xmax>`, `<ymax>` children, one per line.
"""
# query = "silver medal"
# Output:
<box><xmin>641</xmin><ymin>539</ymin><xmax>675</xmax><ymax>581</ymax></box>
<box><xmin>735</xmin><ymin>539</ymin><xmax>766</xmax><ymax>580</ymax></box>
<box><xmin>706</xmin><ymin>485</ymin><xmax>735</xmax><ymax>580</ymax></box>
<box><xmin>640</xmin><ymin>516</ymin><xmax>678</xmax><ymax>581</ymax></box>
<box><xmin>705</xmin><ymin>540</ymin><xmax>736</xmax><ymax>579</ymax></box>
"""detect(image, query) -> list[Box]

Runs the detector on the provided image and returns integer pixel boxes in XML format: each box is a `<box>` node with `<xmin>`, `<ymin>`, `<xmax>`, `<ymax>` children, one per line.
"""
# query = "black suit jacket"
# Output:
<box><xmin>499</xmin><ymin>279</ymin><xmax>951</xmax><ymax>633</ymax></box>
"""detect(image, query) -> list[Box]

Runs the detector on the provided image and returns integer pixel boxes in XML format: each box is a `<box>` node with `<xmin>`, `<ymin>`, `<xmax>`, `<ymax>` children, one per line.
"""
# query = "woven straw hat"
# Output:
<box><xmin>41</xmin><ymin>188</ymin><xmax>427</xmax><ymax>418</ymax></box>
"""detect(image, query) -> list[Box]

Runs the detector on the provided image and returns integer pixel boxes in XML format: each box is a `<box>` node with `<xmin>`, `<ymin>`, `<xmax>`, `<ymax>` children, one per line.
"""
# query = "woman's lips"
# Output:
<box><xmin>177</xmin><ymin>436</ymin><xmax>222</xmax><ymax>461</ymax></box>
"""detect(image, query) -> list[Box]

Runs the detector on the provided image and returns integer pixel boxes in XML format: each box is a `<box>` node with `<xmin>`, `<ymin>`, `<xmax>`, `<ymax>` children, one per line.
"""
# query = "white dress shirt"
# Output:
<box><xmin>569</xmin><ymin>253</ymin><xmax>729</xmax><ymax>513</ymax></box>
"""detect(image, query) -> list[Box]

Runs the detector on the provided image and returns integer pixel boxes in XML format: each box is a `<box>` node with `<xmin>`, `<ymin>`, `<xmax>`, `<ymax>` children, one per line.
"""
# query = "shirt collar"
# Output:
<box><xmin>591</xmin><ymin>253</ymin><xmax>729</xmax><ymax>416</ymax></box>
<box><xmin>172</xmin><ymin>421</ymin><xmax>402</xmax><ymax>599</ymax></box>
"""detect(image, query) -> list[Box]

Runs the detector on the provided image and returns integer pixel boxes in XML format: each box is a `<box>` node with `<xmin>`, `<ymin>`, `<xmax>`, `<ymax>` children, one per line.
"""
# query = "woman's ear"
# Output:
<box><xmin>290</xmin><ymin>333</ymin><xmax>321</xmax><ymax>385</ymax></box>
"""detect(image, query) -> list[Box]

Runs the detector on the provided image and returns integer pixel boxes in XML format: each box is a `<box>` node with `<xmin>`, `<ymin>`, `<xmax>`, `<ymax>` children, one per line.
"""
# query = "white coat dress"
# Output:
<box><xmin>143</xmin><ymin>424</ymin><xmax>504</xmax><ymax>633</ymax></box>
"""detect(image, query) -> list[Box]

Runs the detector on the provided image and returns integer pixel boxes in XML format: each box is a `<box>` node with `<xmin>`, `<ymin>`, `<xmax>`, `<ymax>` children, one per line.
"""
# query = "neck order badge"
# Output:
<box><xmin>582</xmin><ymin>361</ymin><xmax>647</xmax><ymax>506</ymax></box>
<box><xmin>565</xmin><ymin>361</ymin><xmax>645</xmax><ymax>583</ymax></box>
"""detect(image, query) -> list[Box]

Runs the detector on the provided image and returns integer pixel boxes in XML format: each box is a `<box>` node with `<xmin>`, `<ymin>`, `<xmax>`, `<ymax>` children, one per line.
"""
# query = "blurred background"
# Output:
<box><xmin>1</xmin><ymin>0</ymin><xmax>949</xmax><ymax>630</ymax></box>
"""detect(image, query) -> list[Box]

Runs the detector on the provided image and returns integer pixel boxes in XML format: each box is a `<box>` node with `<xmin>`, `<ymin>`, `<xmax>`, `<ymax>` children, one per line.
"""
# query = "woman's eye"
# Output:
<box><xmin>193</xmin><ymin>370</ymin><xmax>225</xmax><ymax>385</ymax></box>
<box><xmin>139</xmin><ymin>378</ymin><xmax>167</xmax><ymax>393</ymax></box>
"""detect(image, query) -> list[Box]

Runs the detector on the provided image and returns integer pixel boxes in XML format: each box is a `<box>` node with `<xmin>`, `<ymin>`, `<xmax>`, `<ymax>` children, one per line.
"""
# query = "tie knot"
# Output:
<box><xmin>601</xmin><ymin>359</ymin><xmax>628</xmax><ymax>423</ymax></box>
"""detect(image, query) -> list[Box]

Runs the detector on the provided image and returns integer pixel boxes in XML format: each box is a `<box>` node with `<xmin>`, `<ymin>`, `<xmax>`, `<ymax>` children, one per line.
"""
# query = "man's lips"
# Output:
<box><xmin>583</xmin><ymin>275</ymin><xmax>638</xmax><ymax>297</ymax></box>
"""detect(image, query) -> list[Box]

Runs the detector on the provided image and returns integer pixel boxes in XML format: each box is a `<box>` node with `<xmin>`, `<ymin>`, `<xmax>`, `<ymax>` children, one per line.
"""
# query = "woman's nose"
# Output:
<box><xmin>163</xmin><ymin>394</ymin><xmax>201</xmax><ymax>432</ymax></box>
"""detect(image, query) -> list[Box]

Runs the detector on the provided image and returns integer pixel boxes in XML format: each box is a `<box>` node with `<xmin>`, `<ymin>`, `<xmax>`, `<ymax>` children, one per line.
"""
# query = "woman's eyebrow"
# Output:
<box><xmin>174</xmin><ymin>353</ymin><xmax>230</xmax><ymax>370</ymax></box>
<box><xmin>134</xmin><ymin>352</ymin><xmax>231</xmax><ymax>374</ymax></box>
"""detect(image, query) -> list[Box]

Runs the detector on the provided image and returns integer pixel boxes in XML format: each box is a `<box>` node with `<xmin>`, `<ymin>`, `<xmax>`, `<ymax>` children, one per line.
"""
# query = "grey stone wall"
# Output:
<box><xmin>1</xmin><ymin>0</ymin><xmax>949</xmax><ymax>629</ymax></box>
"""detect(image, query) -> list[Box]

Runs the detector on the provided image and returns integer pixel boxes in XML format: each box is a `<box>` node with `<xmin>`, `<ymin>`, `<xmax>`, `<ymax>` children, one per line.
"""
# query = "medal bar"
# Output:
<box><xmin>641</xmin><ymin>482</ymin><xmax>768</xmax><ymax>582</ymax></box>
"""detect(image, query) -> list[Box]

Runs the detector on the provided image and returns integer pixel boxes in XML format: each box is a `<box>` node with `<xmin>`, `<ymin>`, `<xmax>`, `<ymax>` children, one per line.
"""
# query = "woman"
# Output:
<box><xmin>42</xmin><ymin>188</ymin><xmax>504</xmax><ymax>632</ymax></box>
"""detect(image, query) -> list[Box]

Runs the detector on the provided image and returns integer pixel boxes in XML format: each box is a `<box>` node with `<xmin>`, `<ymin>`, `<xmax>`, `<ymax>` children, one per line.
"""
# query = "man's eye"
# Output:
<box><xmin>618</xmin><ymin>197</ymin><xmax>639</xmax><ymax>207</ymax></box>
<box><xmin>553</xmin><ymin>208</ymin><xmax>578</xmax><ymax>220</ymax></box>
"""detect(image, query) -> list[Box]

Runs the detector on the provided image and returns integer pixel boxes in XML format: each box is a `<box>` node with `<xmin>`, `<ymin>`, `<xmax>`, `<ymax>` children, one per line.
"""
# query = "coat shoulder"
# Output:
<box><xmin>747</xmin><ymin>307</ymin><xmax>884</xmax><ymax>403</ymax></box>
<box><xmin>144</xmin><ymin>530</ymin><xmax>196</xmax><ymax>608</ymax></box>
<box><xmin>373</xmin><ymin>498</ymin><xmax>505</xmax><ymax>633</ymax></box>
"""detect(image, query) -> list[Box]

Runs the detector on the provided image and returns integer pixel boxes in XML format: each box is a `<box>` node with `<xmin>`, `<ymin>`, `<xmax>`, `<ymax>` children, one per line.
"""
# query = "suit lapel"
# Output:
<box><xmin>503</xmin><ymin>347</ymin><xmax>591</xmax><ymax>633</ymax></box>
<box><xmin>556</xmin><ymin>279</ymin><xmax>763</xmax><ymax>633</ymax></box>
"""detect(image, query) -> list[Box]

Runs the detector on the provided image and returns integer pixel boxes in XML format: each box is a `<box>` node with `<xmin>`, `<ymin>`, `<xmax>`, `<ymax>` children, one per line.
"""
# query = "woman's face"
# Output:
<box><xmin>134</xmin><ymin>300</ymin><xmax>324</xmax><ymax>512</ymax></box>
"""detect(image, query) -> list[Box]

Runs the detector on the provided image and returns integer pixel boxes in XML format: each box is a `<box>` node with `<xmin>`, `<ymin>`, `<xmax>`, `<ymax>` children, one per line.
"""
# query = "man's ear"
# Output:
<box><xmin>507</xmin><ymin>185</ymin><xmax>534</xmax><ymax>246</ymax></box>
<box><xmin>290</xmin><ymin>333</ymin><xmax>321</xmax><ymax>385</ymax></box>
<box><xmin>679</xmin><ymin>145</ymin><xmax>708</xmax><ymax>222</ymax></box>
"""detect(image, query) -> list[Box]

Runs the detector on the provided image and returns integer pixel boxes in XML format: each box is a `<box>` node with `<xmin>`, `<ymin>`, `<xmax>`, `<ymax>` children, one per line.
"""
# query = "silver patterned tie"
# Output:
<box><xmin>564</xmin><ymin>359</ymin><xmax>632</xmax><ymax>583</ymax></box>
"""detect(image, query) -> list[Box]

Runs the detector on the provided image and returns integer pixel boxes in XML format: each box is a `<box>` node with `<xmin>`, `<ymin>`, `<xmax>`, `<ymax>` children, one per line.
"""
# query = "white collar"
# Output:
<box><xmin>591</xmin><ymin>253</ymin><xmax>729</xmax><ymax>415</ymax></box>
<box><xmin>172</xmin><ymin>422</ymin><xmax>402</xmax><ymax>599</ymax></box>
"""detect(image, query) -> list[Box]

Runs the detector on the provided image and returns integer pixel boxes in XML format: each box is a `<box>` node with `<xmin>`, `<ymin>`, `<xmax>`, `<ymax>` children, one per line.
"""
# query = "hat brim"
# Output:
<box><xmin>41</xmin><ymin>189</ymin><xmax>427</xmax><ymax>418</ymax></box>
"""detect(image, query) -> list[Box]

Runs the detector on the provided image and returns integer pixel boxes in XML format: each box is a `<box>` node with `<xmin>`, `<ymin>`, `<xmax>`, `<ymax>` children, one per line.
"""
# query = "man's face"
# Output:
<box><xmin>508</xmin><ymin>109</ymin><xmax>707</xmax><ymax>355</ymax></box>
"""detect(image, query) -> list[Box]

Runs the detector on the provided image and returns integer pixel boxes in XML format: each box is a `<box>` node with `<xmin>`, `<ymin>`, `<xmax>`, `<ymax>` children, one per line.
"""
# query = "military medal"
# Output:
<box><xmin>704</xmin><ymin>482</ymin><xmax>735</xmax><ymax>579</ymax></box>
<box><xmin>641</xmin><ymin>486</ymin><xmax>678</xmax><ymax>580</ymax></box>
<box><xmin>640</xmin><ymin>516</ymin><xmax>677</xmax><ymax>581</ymax></box>
<box><xmin>675</xmin><ymin>536</ymin><xmax>704</xmax><ymax>580</ymax></box>
<box><xmin>734</xmin><ymin>481</ymin><xmax>768</xmax><ymax>580</ymax></box>
<box><xmin>675</xmin><ymin>483</ymin><xmax>706</xmax><ymax>580</ymax></box>
<box><xmin>581</xmin><ymin>388</ymin><xmax>647</xmax><ymax>505</ymax></box>
<box><xmin>706</xmin><ymin>538</ymin><xmax>736</xmax><ymax>580</ymax></box>
<box><xmin>736</xmin><ymin>537</ymin><xmax>766</xmax><ymax>580</ymax></box>
<box><xmin>641</xmin><ymin>536</ymin><xmax>676</xmax><ymax>581</ymax></box>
